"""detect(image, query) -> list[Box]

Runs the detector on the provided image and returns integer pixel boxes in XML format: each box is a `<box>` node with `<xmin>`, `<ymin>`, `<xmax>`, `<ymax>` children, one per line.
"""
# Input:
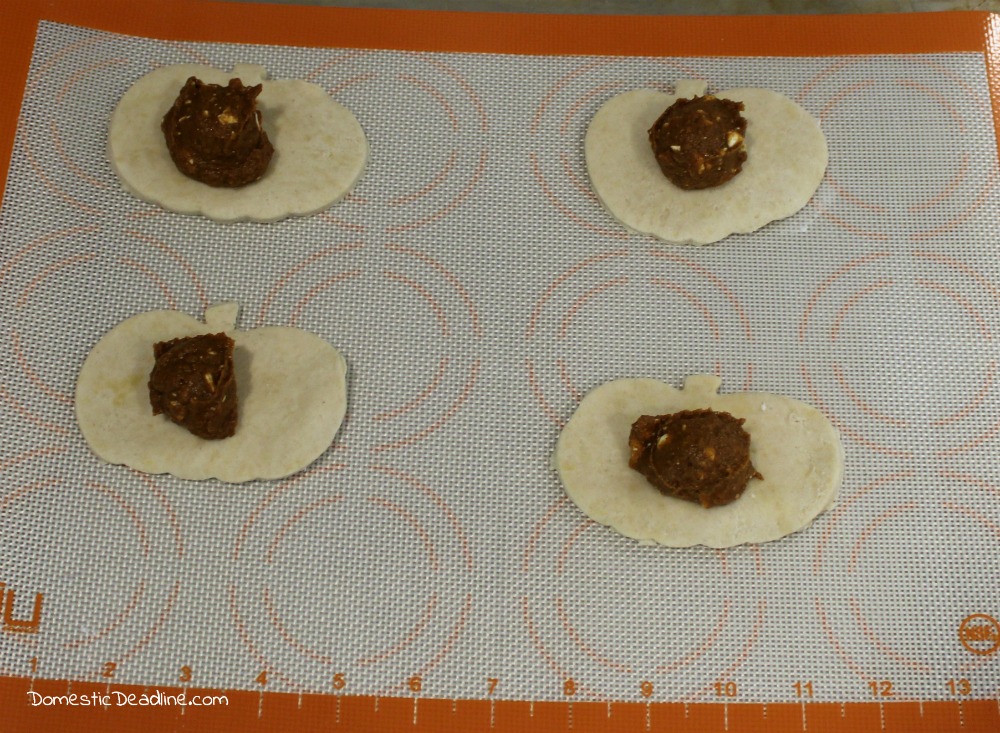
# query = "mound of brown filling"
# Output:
<box><xmin>628</xmin><ymin>408</ymin><xmax>761</xmax><ymax>508</ymax></box>
<box><xmin>161</xmin><ymin>77</ymin><xmax>274</xmax><ymax>188</ymax></box>
<box><xmin>148</xmin><ymin>333</ymin><xmax>238</xmax><ymax>440</ymax></box>
<box><xmin>648</xmin><ymin>95</ymin><xmax>747</xmax><ymax>190</ymax></box>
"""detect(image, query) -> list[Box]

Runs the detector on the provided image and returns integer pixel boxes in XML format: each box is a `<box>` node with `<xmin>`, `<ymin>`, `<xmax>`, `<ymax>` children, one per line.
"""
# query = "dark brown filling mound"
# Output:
<box><xmin>148</xmin><ymin>333</ymin><xmax>238</xmax><ymax>440</ymax></box>
<box><xmin>161</xmin><ymin>77</ymin><xmax>274</xmax><ymax>188</ymax></box>
<box><xmin>648</xmin><ymin>95</ymin><xmax>747</xmax><ymax>190</ymax></box>
<box><xmin>628</xmin><ymin>408</ymin><xmax>761</xmax><ymax>508</ymax></box>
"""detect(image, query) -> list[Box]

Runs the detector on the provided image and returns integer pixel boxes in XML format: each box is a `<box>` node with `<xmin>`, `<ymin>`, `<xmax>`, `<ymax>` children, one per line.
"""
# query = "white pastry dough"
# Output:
<box><xmin>585</xmin><ymin>81</ymin><xmax>827</xmax><ymax>245</ymax></box>
<box><xmin>109</xmin><ymin>63</ymin><xmax>368</xmax><ymax>222</ymax></box>
<box><xmin>76</xmin><ymin>303</ymin><xmax>347</xmax><ymax>483</ymax></box>
<box><xmin>554</xmin><ymin>375</ymin><xmax>843</xmax><ymax>548</ymax></box>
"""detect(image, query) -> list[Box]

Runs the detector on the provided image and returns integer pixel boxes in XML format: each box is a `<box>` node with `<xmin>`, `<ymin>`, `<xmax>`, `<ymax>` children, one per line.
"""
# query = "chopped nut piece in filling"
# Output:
<box><xmin>161</xmin><ymin>77</ymin><xmax>274</xmax><ymax>187</ymax></box>
<box><xmin>647</xmin><ymin>95</ymin><xmax>747</xmax><ymax>190</ymax></box>
<box><xmin>148</xmin><ymin>333</ymin><xmax>238</xmax><ymax>440</ymax></box>
<box><xmin>628</xmin><ymin>408</ymin><xmax>762</xmax><ymax>508</ymax></box>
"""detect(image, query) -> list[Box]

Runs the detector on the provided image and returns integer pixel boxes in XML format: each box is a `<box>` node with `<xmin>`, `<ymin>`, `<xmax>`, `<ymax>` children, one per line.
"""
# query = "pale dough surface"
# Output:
<box><xmin>76</xmin><ymin>303</ymin><xmax>348</xmax><ymax>483</ymax></box>
<box><xmin>554</xmin><ymin>374</ymin><xmax>843</xmax><ymax>547</ymax></box>
<box><xmin>109</xmin><ymin>63</ymin><xmax>368</xmax><ymax>222</ymax></box>
<box><xmin>585</xmin><ymin>80</ymin><xmax>828</xmax><ymax>245</ymax></box>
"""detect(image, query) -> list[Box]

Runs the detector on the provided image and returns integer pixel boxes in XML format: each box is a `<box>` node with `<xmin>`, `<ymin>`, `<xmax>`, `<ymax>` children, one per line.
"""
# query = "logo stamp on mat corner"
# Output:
<box><xmin>958</xmin><ymin>613</ymin><xmax>1000</xmax><ymax>656</ymax></box>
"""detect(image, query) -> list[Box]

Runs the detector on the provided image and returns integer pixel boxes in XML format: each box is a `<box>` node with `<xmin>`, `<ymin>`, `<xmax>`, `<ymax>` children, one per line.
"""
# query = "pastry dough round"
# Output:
<box><xmin>554</xmin><ymin>375</ymin><xmax>843</xmax><ymax>548</ymax></box>
<box><xmin>75</xmin><ymin>303</ymin><xmax>347</xmax><ymax>483</ymax></box>
<box><xmin>109</xmin><ymin>63</ymin><xmax>368</xmax><ymax>222</ymax></box>
<box><xmin>585</xmin><ymin>81</ymin><xmax>827</xmax><ymax>245</ymax></box>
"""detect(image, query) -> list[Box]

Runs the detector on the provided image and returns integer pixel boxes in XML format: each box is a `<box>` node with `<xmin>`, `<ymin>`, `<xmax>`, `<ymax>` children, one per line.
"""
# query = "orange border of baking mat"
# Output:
<box><xmin>1</xmin><ymin>2</ymin><xmax>999</xmax><ymax>732</ymax></box>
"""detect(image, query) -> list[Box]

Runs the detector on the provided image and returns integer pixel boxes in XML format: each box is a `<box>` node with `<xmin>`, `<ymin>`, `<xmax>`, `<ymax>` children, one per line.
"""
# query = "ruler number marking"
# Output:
<box><xmin>947</xmin><ymin>678</ymin><xmax>972</xmax><ymax>695</ymax></box>
<box><xmin>868</xmin><ymin>679</ymin><xmax>893</xmax><ymax>697</ymax></box>
<box><xmin>713</xmin><ymin>680</ymin><xmax>737</xmax><ymax>698</ymax></box>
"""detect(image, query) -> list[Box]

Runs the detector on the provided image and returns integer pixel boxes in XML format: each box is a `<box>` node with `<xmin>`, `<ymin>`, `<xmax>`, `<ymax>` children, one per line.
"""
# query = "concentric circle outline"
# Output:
<box><xmin>124</xmin><ymin>230</ymin><xmax>210</xmax><ymax>311</ymax></box>
<box><xmin>255</xmin><ymin>241</ymin><xmax>364</xmax><ymax>327</ymax></box>
<box><xmin>0</xmin><ymin>469</ymin><xmax>183</xmax><ymax>677</ymax></box>
<box><xmin>799</xmin><ymin>250</ymin><xmax>1000</xmax><ymax>455</ymax></box>
<box><xmin>525</xmin><ymin>246</ymin><xmax>756</xmax><ymax>426</ymax></box>
<box><xmin>816</xmin><ymin>494</ymin><xmax>1000</xmax><ymax>682</ymax></box>
<box><xmin>521</xmin><ymin>497</ymin><xmax>767</xmax><ymax>698</ymax></box>
<box><xmin>228</xmin><ymin>462</ymin><xmax>474</xmax><ymax>691</ymax></box>
<box><xmin>264</xmin><ymin>494</ymin><xmax>346</xmax><ymax>564</ymax></box>
<box><xmin>305</xmin><ymin>51</ymin><xmax>489</xmax><ymax>233</ymax></box>
<box><xmin>252</xmin><ymin>490</ymin><xmax>445</xmax><ymax>676</ymax></box>
<box><xmin>10</xmin><ymin>328</ymin><xmax>72</xmax><ymax>405</ymax></box>
<box><xmin>798</xmin><ymin>59</ymin><xmax>997</xmax><ymax>240</ymax></box>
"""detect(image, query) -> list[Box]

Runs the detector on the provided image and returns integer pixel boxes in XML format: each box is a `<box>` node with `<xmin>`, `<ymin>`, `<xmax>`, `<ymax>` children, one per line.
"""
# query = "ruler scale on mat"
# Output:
<box><xmin>0</xmin><ymin>2</ymin><xmax>998</xmax><ymax>732</ymax></box>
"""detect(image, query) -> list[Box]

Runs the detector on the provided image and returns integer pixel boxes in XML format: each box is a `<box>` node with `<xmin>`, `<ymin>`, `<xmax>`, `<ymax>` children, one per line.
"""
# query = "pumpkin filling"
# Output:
<box><xmin>647</xmin><ymin>95</ymin><xmax>747</xmax><ymax>190</ymax></box>
<box><xmin>161</xmin><ymin>76</ymin><xmax>274</xmax><ymax>188</ymax></box>
<box><xmin>148</xmin><ymin>333</ymin><xmax>238</xmax><ymax>440</ymax></box>
<box><xmin>628</xmin><ymin>408</ymin><xmax>761</xmax><ymax>508</ymax></box>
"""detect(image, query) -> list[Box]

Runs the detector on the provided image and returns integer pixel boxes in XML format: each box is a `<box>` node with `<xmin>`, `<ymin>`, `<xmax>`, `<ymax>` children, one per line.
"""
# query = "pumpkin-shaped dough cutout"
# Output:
<box><xmin>554</xmin><ymin>374</ymin><xmax>843</xmax><ymax>548</ymax></box>
<box><xmin>76</xmin><ymin>302</ymin><xmax>347</xmax><ymax>483</ymax></box>
<box><xmin>109</xmin><ymin>63</ymin><xmax>368</xmax><ymax>222</ymax></box>
<box><xmin>585</xmin><ymin>79</ymin><xmax>827</xmax><ymax>245</ymax></box>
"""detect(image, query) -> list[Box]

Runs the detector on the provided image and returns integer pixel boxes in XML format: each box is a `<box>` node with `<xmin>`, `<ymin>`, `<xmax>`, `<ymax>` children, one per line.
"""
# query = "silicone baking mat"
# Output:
<box><xmin>0</xmin><ymin>2</ymin><xmax>998</xmax><ymax>732</ymax></box>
